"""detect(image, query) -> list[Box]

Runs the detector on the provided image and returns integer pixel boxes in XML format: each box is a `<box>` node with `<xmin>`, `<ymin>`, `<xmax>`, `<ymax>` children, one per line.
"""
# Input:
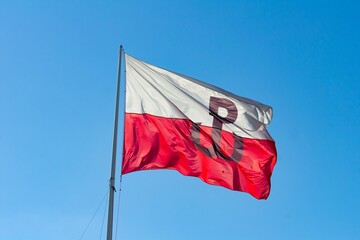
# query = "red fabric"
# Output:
<box><xmin>122</xmin><ymin>113</ymin><xmax>277</xmax><ymax>199</ymax></box>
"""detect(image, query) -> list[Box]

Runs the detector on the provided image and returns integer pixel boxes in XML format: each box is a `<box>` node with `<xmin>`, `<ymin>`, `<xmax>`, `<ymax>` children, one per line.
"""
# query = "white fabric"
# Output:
<box><xmin>125</xmin><ymin>54</ymin><xmax>273</xmax><ymax>140</ymax></box>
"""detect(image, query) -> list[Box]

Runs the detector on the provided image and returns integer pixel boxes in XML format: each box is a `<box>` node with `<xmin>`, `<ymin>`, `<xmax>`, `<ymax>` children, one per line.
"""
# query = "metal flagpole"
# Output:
<box><xmin>106</xmin><ymin>45</ymin><xmax>123</xmax><ymax>240</ymax></box>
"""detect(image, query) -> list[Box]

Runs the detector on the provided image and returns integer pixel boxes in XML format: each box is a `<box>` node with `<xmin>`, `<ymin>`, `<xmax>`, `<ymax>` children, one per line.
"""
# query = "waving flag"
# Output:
<box><xmin>122</xmin><ymin>54</ymin><xmax>277</xmax><ymax>199</ymax></box>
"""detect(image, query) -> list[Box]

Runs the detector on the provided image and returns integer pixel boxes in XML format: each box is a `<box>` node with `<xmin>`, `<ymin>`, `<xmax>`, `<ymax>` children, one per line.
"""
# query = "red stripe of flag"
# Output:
<box><xmin>122</xmin><ymin>113</ymin><xmax>277</xmax><ymax>199</ymax></box>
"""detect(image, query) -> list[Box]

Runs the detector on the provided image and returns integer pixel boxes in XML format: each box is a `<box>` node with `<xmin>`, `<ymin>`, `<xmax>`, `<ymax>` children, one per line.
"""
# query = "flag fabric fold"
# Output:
<box><xmin>122</xmin><ymin>54</ymin><xmax>277</xmax><ymax>199</ymax></box>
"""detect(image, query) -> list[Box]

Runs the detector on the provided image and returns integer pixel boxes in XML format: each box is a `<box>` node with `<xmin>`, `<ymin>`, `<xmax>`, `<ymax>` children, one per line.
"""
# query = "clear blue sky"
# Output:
<box><xmin>1</xmin><ymin>1</ymin><xmax>359</xmax><ymax>239</ymax></box>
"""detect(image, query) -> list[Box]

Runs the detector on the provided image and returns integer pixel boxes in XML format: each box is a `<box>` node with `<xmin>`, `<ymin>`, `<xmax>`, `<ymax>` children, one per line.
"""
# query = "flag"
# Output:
<box><xmin>122</xmin><ymin>54</ymin><xmax>277</xmax><ymax>199</ymax></box>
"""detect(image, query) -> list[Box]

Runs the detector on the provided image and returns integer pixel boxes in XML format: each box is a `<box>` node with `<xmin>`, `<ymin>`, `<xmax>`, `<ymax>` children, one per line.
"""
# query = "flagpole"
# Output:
<box><xmin>106</xmin><ymin>45</ymin><xmax>123</xmax><ymax>240</ymax></box>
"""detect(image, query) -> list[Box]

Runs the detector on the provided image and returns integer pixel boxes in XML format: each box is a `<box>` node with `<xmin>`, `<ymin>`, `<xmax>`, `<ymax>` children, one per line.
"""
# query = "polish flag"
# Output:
<box><xmin>122</xmin><ymin>54</ymin><xmax>277</xmax><ymax>199</ymax></box>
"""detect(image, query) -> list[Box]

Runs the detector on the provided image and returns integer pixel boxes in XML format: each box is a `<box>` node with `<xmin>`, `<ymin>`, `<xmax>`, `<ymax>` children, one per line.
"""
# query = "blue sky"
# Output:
<box><xmin>1</xmin><ymin>1</ymin><xmax>359</xmax><ymax>239</ymax></box>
